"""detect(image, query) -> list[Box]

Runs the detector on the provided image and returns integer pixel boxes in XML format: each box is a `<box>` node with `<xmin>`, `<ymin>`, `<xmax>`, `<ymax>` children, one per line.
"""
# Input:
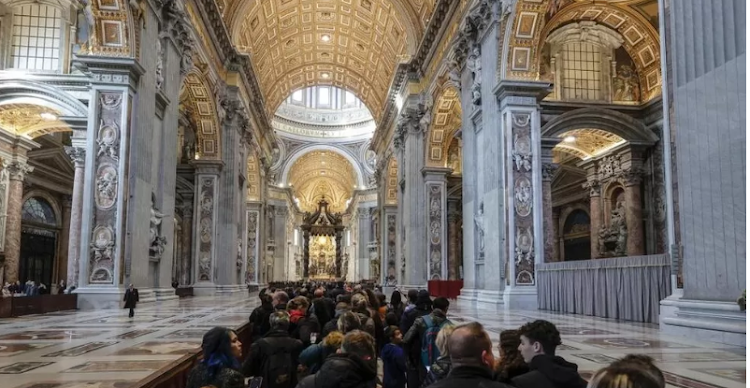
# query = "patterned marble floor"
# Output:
<box><xmin>0</xmin><ymin>295</ymin><xmax>744</xmax><ymax>388</ymax></box>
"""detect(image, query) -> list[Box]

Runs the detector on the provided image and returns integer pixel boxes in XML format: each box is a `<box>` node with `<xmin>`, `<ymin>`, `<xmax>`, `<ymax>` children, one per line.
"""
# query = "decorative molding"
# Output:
<box><xmin>7</xmin><ymin>161</ymin><xmax>32</xmax><ymax>181</ymax></box>
<box><xmin>510</xmin><ymin>111</ymin><xmax>535</xmax><ymax>285</ymax></box>
<box><xmin>427</xmin><ymin>184</ymin><xmax>443</xmax><ymax>280</ymax></box>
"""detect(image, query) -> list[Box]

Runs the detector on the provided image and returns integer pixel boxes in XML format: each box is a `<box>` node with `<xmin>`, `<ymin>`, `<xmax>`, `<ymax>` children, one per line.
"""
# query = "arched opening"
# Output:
<box><xmin>562</xmin><ymin>209</ymin><xmax>591</xmax><ymax>261</ymax></box>
<box><xmin>19</xmin><ymin>196</ymin><xmax>58</xmax><ymax>290</ymax></box>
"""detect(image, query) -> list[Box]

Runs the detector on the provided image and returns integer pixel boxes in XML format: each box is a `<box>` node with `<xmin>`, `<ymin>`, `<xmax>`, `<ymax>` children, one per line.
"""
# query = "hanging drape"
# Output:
<box><xmin>536</xmin><ymin>254</ymin><xmax>671</xmax><ymax>323</ymax></box>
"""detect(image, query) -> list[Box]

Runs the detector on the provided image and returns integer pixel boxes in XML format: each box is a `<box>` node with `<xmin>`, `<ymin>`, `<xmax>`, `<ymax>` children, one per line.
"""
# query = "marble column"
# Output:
<box><xmin>381</xmin><ymin>206</ymin><xmax>398</xmax><ymax>285</ymax></box>
<box><xmin>447</xmin><ymin>199</ymin><xmax>461</xmax><ymax>279</ymax></box>
<box><xmin>245</xmin><ymin>204</ymin><xmax>261</xmax><ymax>286</ymax></box>
<box><xmin>4</xmin><ymin>161</ymin><xmax>32</xmax><ymax>283</ymax></box>
<box><xmin>541</xmin><ymin>162</ymin><xmax>558</xmax><ymax>263</ymax></box>
<box><xmin>58</xmin><ymin>196</ymin><xmax>72</xmax><ymax>289</ymax></box>
<box><xmin>497</xmin><ymin>80</ymin><xmax>552</xmax><ymax>310</ymax></box>
<box><xmin>357</xmin><ymin>208</ymin><xmax>372</xmax><ymax>280</ymax></box>
<box><xmin>396</xmin><ymin>102</ymin><xmax>429</xmax><ymax>287</ymax></box>
<box><xmin>552</xmin><ymin>208</ymin><xmax>561</xmax><ymax>262</ymax></box>
<box><xmin>64</xmin><ymin>146</ymin><xmax>85</xmax><ymax>288</ymax></box>
<box><xmin>585</xmin><ymin>180</ymin><xmax>602</xmax><ymax>259</ymax></box>
<box><xmin>424</xmin><ymin>168</ymin><xmax>450</xmax><ymax>280</ymax></box>
<box><xmin>180</xmin><ymin>203</ymin><xmax>193</xmax><ymax>286</ymax></box>
<box><xmin>623</xmin><ymin>170</ymin><xmax>645</xmax><ymax>256</ymax></box>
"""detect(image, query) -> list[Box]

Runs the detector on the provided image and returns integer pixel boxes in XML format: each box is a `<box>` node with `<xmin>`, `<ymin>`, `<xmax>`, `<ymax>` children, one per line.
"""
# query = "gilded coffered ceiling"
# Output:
<box><xmin>554</xmin><ymin>128</ymin><xmax>625</xmax><ymax>161</ymax></box>
<box><xmin>288</xmin><ymin>150</ymin><xmax>358</xmax><ymax>212</ymax></box>
<box><xmin>427</xmin><ymin>87</ymin><xmax>461</xmax><ymax>167</ymax></box>
<box><xmin>0</xmin><ymin>104</ymin><xmax>70</xmax><ymax>138</ymax></box>
<box><xmin>229</xmin><ymin>0</ymin><xmax>427</xmax><ymax>122</ymax></box>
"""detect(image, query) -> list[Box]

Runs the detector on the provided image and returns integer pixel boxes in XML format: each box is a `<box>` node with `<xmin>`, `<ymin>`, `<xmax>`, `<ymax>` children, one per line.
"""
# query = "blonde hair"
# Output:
<box><xmin>322</xmin><ymin>331</ymin><xmax>345</xmax><ymax>348</ymax></box>
<box><xmin>587</xmin><ymin>362</ymin><xmax>664</xmax><ymax>388</ymax></box>
<box><xmin>435</xmin><ymin>324</ymin><xmax>456</xmax><ymax>358</ymax></box>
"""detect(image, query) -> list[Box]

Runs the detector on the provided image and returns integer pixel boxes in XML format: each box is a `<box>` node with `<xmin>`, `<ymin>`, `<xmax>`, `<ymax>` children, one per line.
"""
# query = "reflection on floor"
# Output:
<box><xmin>0</xmin><ymin>294</ymin><xmax>744</xmax><ymax>388</ymax></box>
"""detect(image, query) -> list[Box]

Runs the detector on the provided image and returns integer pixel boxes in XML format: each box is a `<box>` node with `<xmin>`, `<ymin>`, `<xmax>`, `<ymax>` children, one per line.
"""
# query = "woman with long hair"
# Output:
<box><xmin>388</xmin><ymin>290</ymin><xmax>405</xmax><ymax>322</ymax></box>
<box><xmin>588</xmin><ymin>355</ymin><xmax>665</xmax><ymax>388</ymax></box>
<box><xmin>186</xmin><ymin>327</ymin><xmax>244</xmax><ymax>388</ymax></box>
<box><xmin>288</xmin><ymin>296</ymin><xmax>320</xmax><ymax>346</ymax></box>
<box><xmin>494</xmin><ymin>330</ymin><xmax>529</xmax><ymax>384</ymax></box>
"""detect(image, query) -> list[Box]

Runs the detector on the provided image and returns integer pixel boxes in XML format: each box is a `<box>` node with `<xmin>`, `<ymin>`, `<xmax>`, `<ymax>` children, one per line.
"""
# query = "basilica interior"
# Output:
<box><xmin>0</xmin><ymin>0</ymin><xmax>745</xmax><ymax>386</ymax></box>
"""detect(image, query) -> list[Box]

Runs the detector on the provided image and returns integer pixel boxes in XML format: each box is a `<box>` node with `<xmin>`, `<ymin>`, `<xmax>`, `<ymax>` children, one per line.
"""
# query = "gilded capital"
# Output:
<box><xmin>65</xmin><ymin>146</ymin><xmax>86</xmax><ymax>167</ymax></box>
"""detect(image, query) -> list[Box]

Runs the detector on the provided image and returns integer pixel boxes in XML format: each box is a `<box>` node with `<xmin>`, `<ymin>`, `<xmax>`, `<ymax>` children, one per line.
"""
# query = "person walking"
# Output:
<box><xmin>124</xmin><ymin>283</ymin><xmax>139</xmax><ymax>318</ymax></box>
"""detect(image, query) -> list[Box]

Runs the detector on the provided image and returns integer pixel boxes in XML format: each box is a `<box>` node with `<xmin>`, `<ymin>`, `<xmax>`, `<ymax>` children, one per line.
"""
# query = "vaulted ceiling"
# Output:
<box><xmin>554</xmin><ymin>128</ymin><xmax>625</xmax><ymax>162</ymax></box>
<box><xmin>223</xmin><ymin>0</ymin><xmax>434</xmax><ymax>122</ymax></box>
<box><xmin>288</xmin><ymin>150</ymin><xmax>359</xmax><ymax>212</ymax></box>
<box><xmin>0</xmin><ymin>104</ymin><xmax>70</xmax><ymax>139</ymax></box>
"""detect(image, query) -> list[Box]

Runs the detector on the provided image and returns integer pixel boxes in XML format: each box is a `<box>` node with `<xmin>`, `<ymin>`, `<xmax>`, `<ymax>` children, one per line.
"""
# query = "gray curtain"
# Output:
<box><xmin>536</xmin><ymin>255</ymin><xmax>671</xmax><ymax>323</ymax></box>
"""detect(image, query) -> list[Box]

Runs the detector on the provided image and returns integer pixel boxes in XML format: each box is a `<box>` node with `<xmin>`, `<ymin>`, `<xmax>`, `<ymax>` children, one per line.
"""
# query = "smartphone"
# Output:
<box><xmin>310</xmin><ymin>332</ymin><xmax>318</xmax><ymax>343</ymax></box>
<box><xmin>248</xmin><ymin>377</ymin><xmax>263</xmax><ymax>388</ymax></box>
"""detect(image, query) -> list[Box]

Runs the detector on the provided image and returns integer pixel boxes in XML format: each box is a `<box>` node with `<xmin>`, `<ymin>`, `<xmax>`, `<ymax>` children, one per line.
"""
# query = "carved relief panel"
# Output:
<box><xmin>386</xmin><ymin>214</ymin><xmax>397</xmax><ymax>285</ymax></box>
<box><xmin>197</xmin><ymin>177</ymin><xmax>217</xmax><ymax>282</ymax></box>
<box><xmin>89</xmin><ymin>93</ymin><xmax>123</xmax><ymax>285</ymax></box>
<box><xmin>427</xmin><ymin>184</ymin><xmax>444</xmax><ymax>280</ymax></box>
<box><xmin>246</xmin><ymin>210</ymin><xmax>259</xmax><ymax>284</ymax></box>
<box><xmin>511</xmin><ymin>112</ymin><xmax>536</xmax><ymax>286</ymax></box>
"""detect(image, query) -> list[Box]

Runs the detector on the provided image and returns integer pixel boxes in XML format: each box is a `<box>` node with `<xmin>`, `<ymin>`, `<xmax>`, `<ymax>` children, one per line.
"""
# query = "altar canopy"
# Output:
<box><xmin>301</xmin><ymin>199</ymin><xmax>344</xmax><ymax>279</ymax></box>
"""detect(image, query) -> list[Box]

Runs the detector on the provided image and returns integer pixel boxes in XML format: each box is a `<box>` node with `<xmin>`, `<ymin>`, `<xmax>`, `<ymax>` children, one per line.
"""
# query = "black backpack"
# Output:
<box><xmin>259</xmin><ymin>341</ymin><xmax>296</xmax><ymax>388</ymax></box>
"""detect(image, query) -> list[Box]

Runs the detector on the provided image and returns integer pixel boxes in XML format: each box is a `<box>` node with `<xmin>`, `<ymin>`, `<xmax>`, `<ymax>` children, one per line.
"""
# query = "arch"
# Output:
<box><xmin>504</xmin><ymin>1</ymin><xmax>661</xmax><ymax>101</ymax></box>
<box><xmin>21</xmin><ymin>191</ymin><xmax>62</xmax><ymax>228</ymax></box>
<box><xmin>280</xmin><ymin>145</ymin><xmax>365</xmax><ymax>188</ymax></box>
<box><xmin>0</xmin><ymin>79</ymin><xmax>88</xmax><ymax>118</ymax></box>
<box><xmin>229</xmin><ymin>0</ymin><xmax>422</xmax><ymax>123</ymax></box>
<box><xmin>426</xmin><ymin>86</ymin><xmax>461</xmax><ymax>167</ymax></box>
<box><xmin>541</xmin><ymin>108</ymin><xmax>657</xmax><ymax>145</ymax></box>
<box><xmin>561</xmin><ymin>208</ymin><xmax>591</xmax><ymax>261</ymax></box>
<box><xmin>180</xmin><ymin>71</ymin><xmax>222</xmax><ymax>159</ymax></box>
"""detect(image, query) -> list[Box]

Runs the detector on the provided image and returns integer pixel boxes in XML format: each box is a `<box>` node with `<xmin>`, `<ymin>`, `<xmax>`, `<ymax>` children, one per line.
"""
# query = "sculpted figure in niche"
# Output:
<box><xmin>474</xmin><ymin>202</ymin><xmax>485</xmax><ymax>258</ymax></box>
<box><xmin>598</xmin><ymin>201</ymin><xmax>628</xmax><ymax>257</ymax></box>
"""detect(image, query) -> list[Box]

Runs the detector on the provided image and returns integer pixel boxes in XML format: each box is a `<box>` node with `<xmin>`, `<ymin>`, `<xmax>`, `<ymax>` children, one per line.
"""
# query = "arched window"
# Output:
<box><xmin>8</xmin><ymin>3</ymin><xmax>65</xmax><ymax>72</ymax></box>
<box><xmin>560</xmin><ymin>42</ymin><xmax>603</xmax><ymax>101</ymax></box>
<box><xmin>22</xmin><ymin>197</ymin><xmax>56</xmax><ymax>226</ymax></box>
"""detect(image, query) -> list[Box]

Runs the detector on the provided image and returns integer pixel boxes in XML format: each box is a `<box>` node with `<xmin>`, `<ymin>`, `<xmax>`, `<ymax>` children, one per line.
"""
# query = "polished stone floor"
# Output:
<box><xmin>0</xmin><ymin>294</ymin><xmax>744</xmax><ymax>388</ymax></box>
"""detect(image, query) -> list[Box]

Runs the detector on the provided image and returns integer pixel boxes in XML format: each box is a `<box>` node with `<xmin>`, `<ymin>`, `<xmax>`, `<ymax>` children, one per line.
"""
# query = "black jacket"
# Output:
<box><xmin>249</xmin><ymin>302</ymin><xmax>275</xmax><ymax>341</ymax></box>
<box><xmin>429</xmin><ymin>365</ymin><xmax>513</xmax><ymax>388</ymax></box>
<box><xmin>243</xmin><ymin>329</ymin><xmax>304</xmax><ymax>387</ymax></box>
<box><xmin>187</xmin><ymin>363</ymin><xmax>245</xmax><ymax>388</ymax></box>
<box><xmin>123</xmin><ymin>288</ymin><xmax>139</xmax><ymax>309</ymax></box>
<box><xmin>511</xmin><ymin>355</ymin><xmax>587</xmax><ymax>388</ymax></box>
<box><xmin>290</xmin><ymin>314</ymin><xmax>321</xmax><ymax>347</ymax></box>
<box><xmin>295</xmin><ymin>353</ymin><xmax>378</xmax><ymax>388</ymax></box>
<box><xmin>421</xmin><ymin>356</ymin><xmax>451</xmax><ymax>387</ymax></box>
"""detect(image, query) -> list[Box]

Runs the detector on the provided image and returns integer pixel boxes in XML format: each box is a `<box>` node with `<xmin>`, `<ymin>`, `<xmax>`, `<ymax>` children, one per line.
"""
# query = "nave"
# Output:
<box><xmin>0</xmin><ymin>293</ymin><xmax>744</xmax><ymax>388</ymax></box>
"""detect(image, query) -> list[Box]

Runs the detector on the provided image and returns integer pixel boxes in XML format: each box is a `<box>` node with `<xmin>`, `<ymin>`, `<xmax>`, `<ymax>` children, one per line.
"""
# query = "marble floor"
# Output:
<box><xmin>0</xmin><ymin>294</ymin><xmax>744</xmax><ymax>388</ymax></box>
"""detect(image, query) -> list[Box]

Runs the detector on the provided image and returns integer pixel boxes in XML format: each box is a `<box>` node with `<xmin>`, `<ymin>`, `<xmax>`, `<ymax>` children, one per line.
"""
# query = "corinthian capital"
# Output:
<box><xmin>541</xmin><ymin>163</ymin><xmax>559</xmax><ymax>181</ymax></box>
<box><xmin>65</xmin><ymin>146</ymin><xmax>86</xmax><ymax>167</ymax></box>
<box><xmin>7</xmin><ymin>161</ymin><xmax>33</xmax><ymax>181</ymax></box>
<box><xmin>583</xmin><ymin>179</ymin><xmax>601</xmax><ymax>197</ymax></box>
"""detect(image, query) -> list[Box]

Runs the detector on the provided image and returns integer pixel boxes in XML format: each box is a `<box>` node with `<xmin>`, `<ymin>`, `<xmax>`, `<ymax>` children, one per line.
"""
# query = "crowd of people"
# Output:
<box><xmin>1</xmin><ymin>279</ymin><xmax>59</xmax><ymax>296</ymax></box>
<box><xmin>186</xmin><ymin>282</ymin><xmax>667</xmax><ymax>388</ymax></box>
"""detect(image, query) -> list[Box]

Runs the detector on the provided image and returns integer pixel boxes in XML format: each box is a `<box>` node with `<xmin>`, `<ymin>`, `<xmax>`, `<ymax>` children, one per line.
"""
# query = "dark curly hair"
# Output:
<box><xmin>494</xmin><ymin>330</ymin><xmax>529</xmax><ymax>383</ymax></box>
<box><xmin>517</xmin><ymin>320</ymin><xmax>562</xmax><ymax>355</ymax></box>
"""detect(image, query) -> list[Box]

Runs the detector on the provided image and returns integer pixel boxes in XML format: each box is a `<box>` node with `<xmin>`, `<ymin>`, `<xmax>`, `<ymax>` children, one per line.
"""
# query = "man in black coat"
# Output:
<box><xmin>295</xmin><ymin>330</ymin><xmax>378</xmax><ymax>388</ymax></box>
<box><xmin>123</xmin><ymin>284</ymin><xmax>139</xmax><ymax>318</ymax></box>
<box><xmin>249</xmin><ymin>289</ymin><xmax>275</xmax><ymax>342</ymax></box>
<box><xmin>244</xmin><ymin>311</ymin><xmax>303</xmax><ymax>388</ymax></box>
<box><xmin>513</xmin><ymin>320</ymin><xmax>587</xmax><ymax>388</ymax></box>
<box><xmin>399</xmin><ymin>290</ymin><xmax>432</xmax><ymax>388</ymax></box>
<box><xmin>429</xmin><ymin>322</ymin><xmax>512</xmax><ymax>388</ymax></box>
<box><xmin>273</xmin><ymin>290</ymin><xmax>290</xmax><ymax>311</ymax></box>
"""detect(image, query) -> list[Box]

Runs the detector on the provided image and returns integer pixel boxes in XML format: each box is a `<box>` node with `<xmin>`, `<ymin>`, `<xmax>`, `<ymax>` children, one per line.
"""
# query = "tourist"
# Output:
<box><xmin>493</xmin><ymin>330</ymin><xmax>529</xmax><ymax>384</ymax></box>
<box><xmin>243</xmin><ymin>311</ymin><xmax>303</xmax><ymax>388</ymax></box>
<box><xmin>123</xmin><ymin>283</ymin><xmax>139</xmax><ymax>318</ymax></box>
<box><xmin>427</xmin><ymin>322</ymin><xmax>512</xmax><ymax>388</ymax></box>
<box><xmin>587</xmin><ymin>355</ymin><xmax>665</xmax><ymax>388</ymax></box>
<box><xmin>403</xmin><ymin>295</ymin><xmax>449</xmax><ymax>387</ymax></box>
<box><xmin>388</xmin><ymin>290</ymin><xmax>406</xmax><ymax>322</ymax></box>
<box><xmin>421</xmin><ymin>324</ymin><xmax>456</xmax><ymax>387</ymax></box>
<box><xmin>604</xmin><ymin>355</ymin><xmax>665</xmax><ymax>388</ymax></box>
<box><xmin>58</xmin><ymin>279</ymin><xmax>66</xmax><ymax>294</ymax></box>
<box><xmin>403</xmin><ymin>289</ymin><xmax>419</xmax><ymax>315</ymax></box>
<box><xmin>512</xmin><ymin>320</ymin><xmax>587</xmax><ymax>388</ymax></box>
<box><xmin>336</xmin><ymin>311</ymin><xmax>363</xmax><ymax>334</ymax></box>
<box><xmin>351</xmin><ymin>293</ymin><xmax>376</xmax><ymax>337</ymax></box>
<box><xmin>287</xmin><ymin>296</ymin><xmax>320</xmax><ymax>346</ymax></box>
<box><xmin>273</xmin><ymin>290</ymin><xmax>290</xmax><ymax>311</ymax></box>
<box><xmin>382</xmin><ymin>326</ymin><xmax>407</xmax><ymax>388</ymax></box>
<box><xmin>311</xmin><ymin>288</ymin><xmax>333</xmax><ymax>328</ymax></box>
<box><xmin>186</xmin><ymin>327</ymin><xmax>244</xmax><ymax>388</ymax></box>
<box><xmin>249</xmin><ymin>288</ymin><xmax>275</xmax><ymax>342</ymax></box>
<box><xmin>322</xmin><ymin>301</ymin><xmax>351</xmax><ymax>338</ymax></box>
<box><xmin>400</xmin><ymin>290</ymin><xmax>433</xmax><ymax>388</ymax></box>
<box><xmin>299</xmin><ymin>330</ymin><xmax>344</xmax><ymax>374</ymax></box>
<box><xmin>295</xmin><ymin>330</ymin><xmax>378</xmax><ymax>388</ymax></box>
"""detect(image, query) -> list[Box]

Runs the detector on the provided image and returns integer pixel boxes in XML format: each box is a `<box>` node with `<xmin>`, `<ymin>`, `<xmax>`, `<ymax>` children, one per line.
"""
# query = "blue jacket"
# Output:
<box><xmin>381</xmin><ymin>343</ymin><xmax>407</xmax><ymax>388</ymax></box>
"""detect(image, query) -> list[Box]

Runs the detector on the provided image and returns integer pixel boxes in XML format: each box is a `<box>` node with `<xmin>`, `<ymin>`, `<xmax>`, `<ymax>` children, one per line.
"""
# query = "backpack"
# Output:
<box><xmin>420</xmin><ymin>315</ymin><xmax>450</xmax><ymax>368</ymax></box>
<box><xmin>260</xmin><ymin>342</ymin><xmax>296</xmax><ymax>388</ymax></box>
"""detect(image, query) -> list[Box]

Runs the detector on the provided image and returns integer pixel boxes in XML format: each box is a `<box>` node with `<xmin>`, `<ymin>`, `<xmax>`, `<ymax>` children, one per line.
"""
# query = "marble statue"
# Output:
<box><xmin>598</xmin><ymin>202</ymin><xmax>628</xmax><ymax>257</ymax></box>
<box><xmin>149</xmin><ymin>194</ymin><xmax>167</xmax><ymax>259</ymax></box>
<box><xmin>614</xmin><ymin>64</ymin><xmax>640</xmax><ymax>102</ymax></box>
<box><xmin>155</xmin><ymin>38</ymin><xmax>164</xmax><ymax>90</ymax></box>
<box><xmin>474</xmin><ymin>202</ymin><xmax>485</xmax><ymax>259</ymax></box>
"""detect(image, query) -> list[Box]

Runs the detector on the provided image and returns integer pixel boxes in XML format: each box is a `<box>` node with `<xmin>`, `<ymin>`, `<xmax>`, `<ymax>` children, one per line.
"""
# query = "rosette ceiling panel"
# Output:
<box><xmin>228</xmin><ymin>0</ymin><xmax>433</xmax><ymax>122</ymax></box>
